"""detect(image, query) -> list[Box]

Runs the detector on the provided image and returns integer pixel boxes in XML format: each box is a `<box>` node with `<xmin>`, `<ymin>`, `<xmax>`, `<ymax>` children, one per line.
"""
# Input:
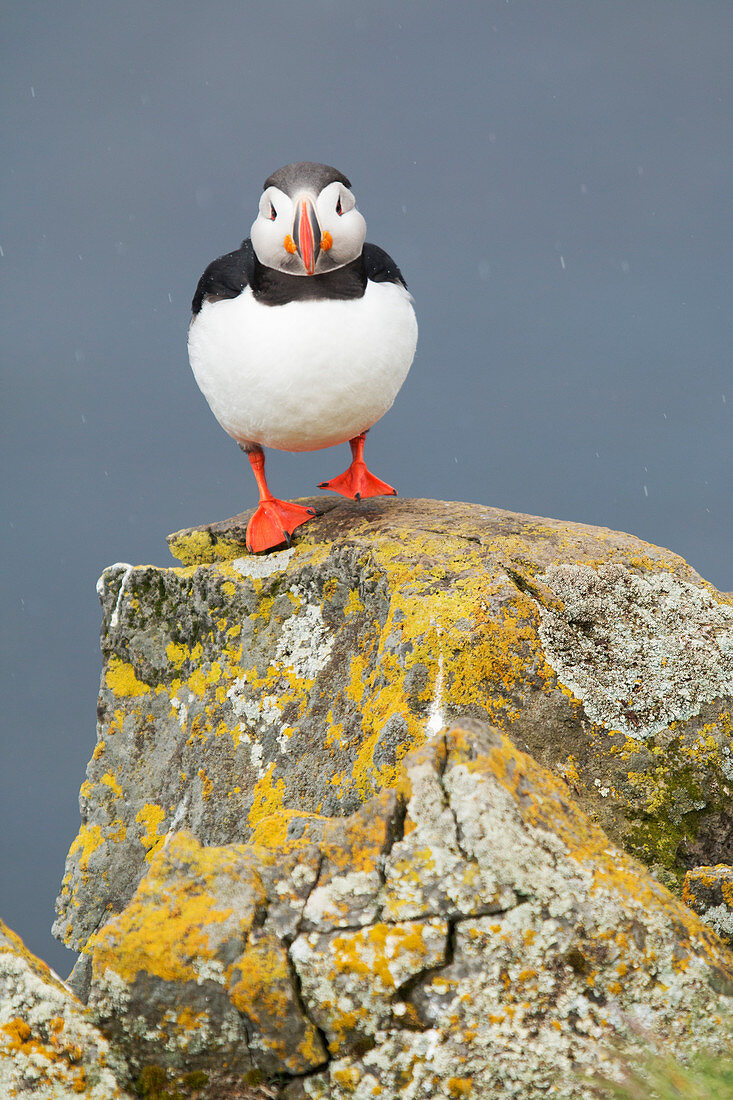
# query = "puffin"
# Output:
<box><xmin>187</xmin><ymin>161</ymin><xmax>418</xmax><ymax>553</ymax></box>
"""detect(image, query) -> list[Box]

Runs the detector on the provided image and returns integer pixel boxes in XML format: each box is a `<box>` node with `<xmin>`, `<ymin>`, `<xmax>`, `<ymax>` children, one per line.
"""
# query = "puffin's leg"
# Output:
<box><xmin>243</xmin><ymin>446</ymin><xmax>315</xmax><ymax>553</ymax></box>
<box><xmin>318</xmin><ymin>432</ymin><xmax>397</xmax><ymax>501</ymax></box>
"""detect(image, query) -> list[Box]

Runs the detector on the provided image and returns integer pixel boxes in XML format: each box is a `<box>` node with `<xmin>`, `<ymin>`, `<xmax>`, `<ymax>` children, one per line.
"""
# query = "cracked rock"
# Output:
<box><xmin>86</xmin><ymin>832</ymin><xmax>327</xmax><ymax>1084</ymax></box>
<box><xmin>291</xmin><ymin>918</ymin><xmax>449</xmax><ymax>1054</ymax></box>
<box><xmin>77</xmin><ymin>727</ymin><xmax>733</xmax><ymax>1099</ymax></box>
<box><xmin>380</xmin><ymin>737</ymin><xmax>517</xmax><ymax>921</ymax></box>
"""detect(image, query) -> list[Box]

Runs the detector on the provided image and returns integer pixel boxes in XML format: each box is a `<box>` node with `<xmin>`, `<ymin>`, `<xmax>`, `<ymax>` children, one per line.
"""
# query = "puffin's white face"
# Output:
<box><xmin>250</xmin><ymin>180</ymin><xmax>367</xmax><ymax>276</ymax></box>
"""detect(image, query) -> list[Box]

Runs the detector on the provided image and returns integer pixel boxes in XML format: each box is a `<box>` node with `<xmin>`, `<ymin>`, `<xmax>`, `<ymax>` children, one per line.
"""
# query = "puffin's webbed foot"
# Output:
<box><xmin>246</xmin><ymin>498</ymin><xmax>315</xmax><ymax>554</ymax></box>
<box><xmin>245</xmin><ymin>447</ymin><xmax>315</xmax><ymax>553</ymax></box>
<box><xmin>318</xmin><ymin>465</ymin><xmax>396</xmax><ymax>501</ymax></box>
<box><xmin>318</xmin><ymin>432</ymin><xmax>397</xmax><ymax>501</ymax></box>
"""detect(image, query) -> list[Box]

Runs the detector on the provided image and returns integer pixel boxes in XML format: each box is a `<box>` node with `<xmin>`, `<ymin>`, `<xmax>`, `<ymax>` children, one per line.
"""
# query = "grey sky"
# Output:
<box><xmin>2</xmin><ymin>1</ymin><xmax>732</xmax><ymax>974</ymax></box>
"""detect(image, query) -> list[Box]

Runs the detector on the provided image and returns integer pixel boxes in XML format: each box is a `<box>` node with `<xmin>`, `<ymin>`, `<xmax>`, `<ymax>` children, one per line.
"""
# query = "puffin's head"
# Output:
<box><xmin>250</xmin><ymin>161</ymin><xmax>366</xmax><ymax>276</ymax></box>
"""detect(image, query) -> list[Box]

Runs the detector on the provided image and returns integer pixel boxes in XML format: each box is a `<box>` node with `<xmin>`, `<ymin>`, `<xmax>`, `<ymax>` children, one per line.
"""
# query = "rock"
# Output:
<box><xmin>683</xmin><ymin>865</ymin><xmax>733</xmax><ymax>946</ymax></box>
<box><xmin>54</xmin><ymin>499</ymin><xmax>733</xmax><ymax>956</ymax></box>
<box><xmin>86</xmin><ymin>832</ymin><xmax>325</xmax><ymax>1087</ymax></box>
<box><xmin>83</xmin><ymin>727</ymin><xmax>733</xmax><ymax>1099</ymax></box>
<box><xmin>84</xmin><ymin>793</ymin><xmax>400</xmax><ymax>1092</ymax></box>
<box><xmin>0</xmin><ymin>918</ymin><xmax>131</xmax><ymax>1098</ymax></box>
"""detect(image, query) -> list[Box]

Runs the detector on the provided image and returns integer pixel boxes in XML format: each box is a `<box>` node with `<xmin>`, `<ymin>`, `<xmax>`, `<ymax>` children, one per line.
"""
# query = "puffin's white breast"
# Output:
<box><xmin>187</xmin><ymin>280</ymin><xmax>417</xmax><ymax>451</ymax></box>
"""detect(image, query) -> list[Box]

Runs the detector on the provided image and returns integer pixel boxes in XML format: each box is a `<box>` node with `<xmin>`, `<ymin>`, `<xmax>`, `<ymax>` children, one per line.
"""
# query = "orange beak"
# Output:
<box><xmin>292</xmin><ymin>197</ymin><xmax>321</xmax><ymax>275</ymax></box>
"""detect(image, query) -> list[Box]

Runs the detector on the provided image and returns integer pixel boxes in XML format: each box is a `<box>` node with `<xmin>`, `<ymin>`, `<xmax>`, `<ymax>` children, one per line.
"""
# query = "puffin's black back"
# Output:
<box><xmin>191</xmin><ymin>240</ymin><xmax>256</xmax><ymax>314</ymax></box>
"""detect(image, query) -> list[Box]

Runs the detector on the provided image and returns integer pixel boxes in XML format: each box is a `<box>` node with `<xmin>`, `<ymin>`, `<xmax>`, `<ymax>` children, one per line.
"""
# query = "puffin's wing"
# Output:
<box><xmin>362</xmin><ymin>242</ymin><xmax>408</xmax><ymax>289</ymax></box>
<box><xmin>191</xmin><ymin>239</ymin><xmax>256</xmax><ymax>315</ymax></box>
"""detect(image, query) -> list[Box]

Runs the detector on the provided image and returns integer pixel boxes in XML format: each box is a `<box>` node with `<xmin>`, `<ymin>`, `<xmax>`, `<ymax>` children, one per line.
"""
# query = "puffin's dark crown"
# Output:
<box><xmin>264</xmin><ymin>161</ymin><xmax>351</xmax><ymax>197</ymax></box>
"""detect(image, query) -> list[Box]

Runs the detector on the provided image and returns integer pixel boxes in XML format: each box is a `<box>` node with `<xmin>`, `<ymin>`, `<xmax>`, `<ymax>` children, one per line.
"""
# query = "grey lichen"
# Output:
<box><xmin>0</xmin><ymin>920</ymin><xmax>131</xmax><ymax>1098</ymax></box>
<box><xmin>704</xmin><ymin>904</ymin><xmax>733</xmax><ymax>942</ymax></box>
<box><xmin>536</xmin><ymin>563</ymin><xmax>733</xmax><ymax>739</ymax></box>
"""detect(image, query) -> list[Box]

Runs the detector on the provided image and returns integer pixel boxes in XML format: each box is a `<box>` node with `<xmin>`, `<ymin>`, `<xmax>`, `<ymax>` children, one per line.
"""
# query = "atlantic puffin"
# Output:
<box><xmin>188</xmin><ymin>161</ymin><xmax>418</xmax><ymax>553</ymax></box>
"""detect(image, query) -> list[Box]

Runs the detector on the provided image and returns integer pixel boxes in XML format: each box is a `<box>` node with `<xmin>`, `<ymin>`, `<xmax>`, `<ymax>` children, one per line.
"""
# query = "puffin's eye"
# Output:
<box><xmin>269</xmin><ymin>203</ymin><xmax>277</xmax><ymax>221</ymax></box>
<box><xmin>336</xmin><ymin>196</ymin><xmax>343</xmax><ymax>216</ymax></box>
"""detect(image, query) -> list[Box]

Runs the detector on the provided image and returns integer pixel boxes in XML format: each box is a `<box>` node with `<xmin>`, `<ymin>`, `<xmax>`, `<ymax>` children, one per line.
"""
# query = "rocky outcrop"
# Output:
<box><xmin>79</xmin><ymin>727</ymin><xmax>733</xmax><ymax>1099</ymax></box>
<box><xmin>0</xmin><ymin>919</ymin><xmax>131</xmax><ymax>1098</ymax></box>
<box><xmin>49</xmin><ymin>497</ymin><xmax>733</xmax><ymax>1096</ymax></box>
<box><xmin>54</xmin><ymin>498</ymin><xmax>733</xmax><ymax>958</ymax></box>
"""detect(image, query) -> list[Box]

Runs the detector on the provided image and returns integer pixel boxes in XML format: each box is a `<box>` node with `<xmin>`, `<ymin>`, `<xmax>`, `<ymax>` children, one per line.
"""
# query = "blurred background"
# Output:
<box><xmin>2</xmin><ymin>1</ymin><xmax>731</xmax><ymax>976</ymax></box>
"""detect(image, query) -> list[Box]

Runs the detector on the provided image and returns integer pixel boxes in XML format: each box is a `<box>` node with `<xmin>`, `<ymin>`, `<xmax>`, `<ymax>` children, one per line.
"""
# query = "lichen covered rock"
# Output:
<box><xmin>0</xmin><ymin>919</ymin><xmax>130</xmax><ymax>1098</ymax></box>
<box><xmin>54</xmin><ymin>499</ymin><xmax>733</xmax><ymax>957</ymax></box>
<box><xmin>85</xmin><ymin>793</ymin><xmax>400</xmax><ymax>1089</ymax></box>
<box><xmin>683</xmin><ymin>864</ymin><xmax>733</xmax><ymax>946</ymax></box>
<box><xmin>87</xmin><ymin>833</ymin><xmax>325</xmax><ymax>1085</ymax></box>
<box><xmin>83</xmin><ymin>728</ymin><xmax>733</xmax><ymax>1099</ymax></box>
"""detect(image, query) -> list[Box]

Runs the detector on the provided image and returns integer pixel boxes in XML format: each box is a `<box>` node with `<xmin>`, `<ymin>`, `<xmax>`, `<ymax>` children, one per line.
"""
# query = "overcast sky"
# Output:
<box><xmin>2</xmin><ymin>1</ymin><xmax>732</xmax><ymax>974</ymax></box>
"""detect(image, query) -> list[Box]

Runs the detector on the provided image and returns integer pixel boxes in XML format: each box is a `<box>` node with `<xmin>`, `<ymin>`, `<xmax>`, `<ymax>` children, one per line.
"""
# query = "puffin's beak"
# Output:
<box><xmin>293</xmin><ymin>197</ymin><xmax>321</xmax><ymax>275</ymax></box>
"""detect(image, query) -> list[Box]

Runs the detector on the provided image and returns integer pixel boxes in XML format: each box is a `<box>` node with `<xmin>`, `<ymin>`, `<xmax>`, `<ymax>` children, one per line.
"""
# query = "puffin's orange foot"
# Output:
<box><xmin>246</xmin><ymin>499</ymin><xmax>315</xmax><ymax>553</ymax></box>
<box><xmin>318</xmin><ymin>461</ymin><xmax>397</xmax><ymax>501</ymax></box>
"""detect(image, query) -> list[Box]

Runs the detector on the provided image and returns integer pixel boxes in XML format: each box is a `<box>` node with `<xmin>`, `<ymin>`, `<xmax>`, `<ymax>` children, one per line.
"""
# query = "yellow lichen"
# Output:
<box><xmin>344</xmin><ymin>588</ymin><xmax>364</xmax><ymax>617</ymax></box>
<box><xmin>176</xmin><ymin>1006</ymin><xmax>207</xmax><ymax>1032</ymax></box>
<box><xmin>333</xmin><ymin>1066</ymin><xmax>361</xmax><ymax>1089</ymax></box>
<box><xmin>248</xmin><ymin>764</ymin><xmax>287</xmax><ymax>843</ymax></box>
<box><xmin>168</xmin><ymin>529</ymin><xmax>246</xmax><ymax>565</ymax></box>
<box><xmin>68</xmin><ymin>824</ymin><xmax>105</xmax><ymax>871</ymax></box>
<box><xmin>100</xmin><ymin>772</ymin><xmax>123</xmax><ymax>798</ymax></box>
<box><xmin>2</xmin><ymin>1017</ymin><xmax>32</xmax><ymax>1049</ymax></box>
<box><xmin>447</xmin><ymin>1079</ymin><xmax>474</xmax><ymax>1098</ymax></box>
<box><xmin>135</xmin><ymin>803</ymin><xmax>166</xmax><ymax>861</ymax></box>
<box><xmin>198</xmin><ymin>768</ymin><xmax>214</xmax><ymax>800</ymax></box>
<box><xmin>91</xmin><ymin>833</ymin><xmax>242</xmax><ymax>984</ymax></box>
<box><xmin>166</xmin><ymin>641</ymin><xmax>188</xmax><ymax>668</ymax></box>
<box><xmin>227</xmin><ymin>937</ymin><xmax>290</xmax><ymax>1021</ymax></box>
<box><xmin>105</xmin><ymin>656</ymin><xmax>151</xmax><ymax>697</ymax></box>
